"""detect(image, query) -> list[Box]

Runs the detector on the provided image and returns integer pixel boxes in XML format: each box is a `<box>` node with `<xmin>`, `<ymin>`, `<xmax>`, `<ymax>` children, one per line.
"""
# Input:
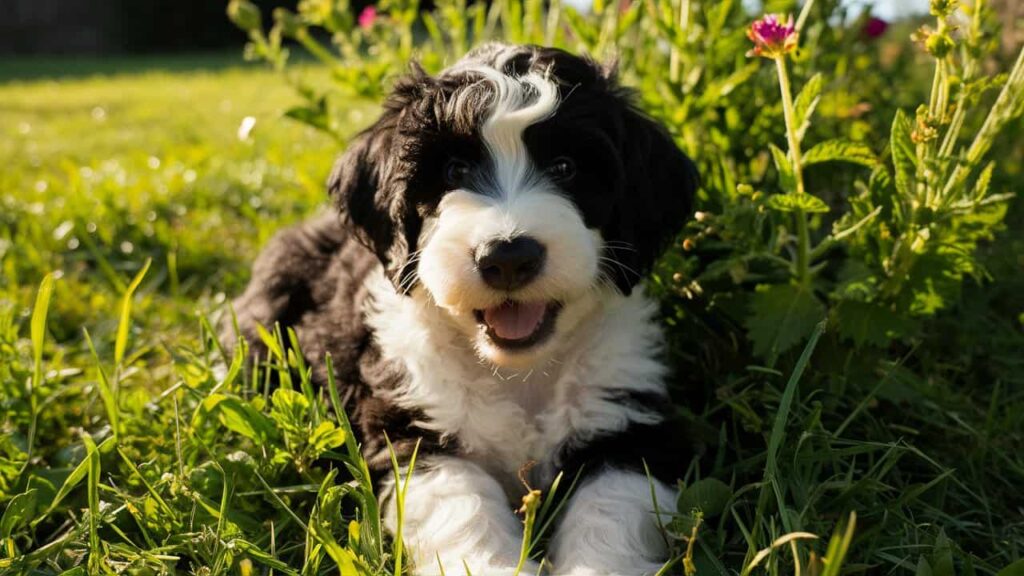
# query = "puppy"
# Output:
<box><xmin>228</xmin><ymin>43</ymin><xmax>699</xmax><ymax>575</ymax></box>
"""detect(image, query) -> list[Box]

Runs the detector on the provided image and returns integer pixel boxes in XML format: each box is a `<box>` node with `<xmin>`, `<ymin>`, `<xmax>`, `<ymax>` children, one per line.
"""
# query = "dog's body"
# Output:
<box><xmin>228</xmin><ymin>43</ymin><xmax>698</xmax><ymax>575</ymax></box>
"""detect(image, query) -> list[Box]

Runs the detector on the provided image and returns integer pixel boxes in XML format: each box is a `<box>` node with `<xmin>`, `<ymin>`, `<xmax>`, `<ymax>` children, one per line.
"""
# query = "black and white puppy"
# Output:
<box><xmin>228</xmin><ymin>43</ymin><xmax>699</xmax><ymax>575</ymax></box>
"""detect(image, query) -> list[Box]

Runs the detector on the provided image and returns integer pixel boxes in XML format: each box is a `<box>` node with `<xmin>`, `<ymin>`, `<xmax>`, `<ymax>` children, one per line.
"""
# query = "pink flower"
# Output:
<box><xmin>746</xmin><ymin>14</ymin><xmax>798</xmax><ymax>58</ymax></box>
<box><xmin>862</xmin><ymin>17</ymin><xmax>889</xmax><ymax>40</ymax></box>
<box><xmin>358</xmin><ymin>5</ymin><xmax>377</xmax><ymax>29</ymax></box>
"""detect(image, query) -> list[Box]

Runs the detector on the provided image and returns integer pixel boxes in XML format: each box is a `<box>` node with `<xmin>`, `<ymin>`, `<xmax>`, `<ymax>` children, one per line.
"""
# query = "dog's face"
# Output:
<box><xmin>331</xmin><ymin>44</ymin><xmax>698</xmax><ymax>368</ymax></box>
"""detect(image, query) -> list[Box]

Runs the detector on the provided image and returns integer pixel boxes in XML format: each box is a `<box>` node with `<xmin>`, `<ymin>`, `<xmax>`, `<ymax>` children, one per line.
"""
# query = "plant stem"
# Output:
<box><xmin>774</xmin><ymin>55</ymin><xmax>811</xmax><ymax>287</ymax></box>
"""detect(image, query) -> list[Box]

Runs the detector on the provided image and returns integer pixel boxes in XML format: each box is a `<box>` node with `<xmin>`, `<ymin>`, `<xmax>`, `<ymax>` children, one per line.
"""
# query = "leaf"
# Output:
<box><xmin>834</xmin><ymin>300</ymin><xmax>916</xmax><ymax>347</ymax></box>
<box><xmin>766</xmin><ymin>193</ymin><xmax>830</xmax><ymax>214</ymax></box>
<box><xmin>203</xmin><ymin>394</ymin><xmax>279</xmax><ymax>444</ymax></box>
<box><xmin>997</xmin><ymin>558</ymin><xmax>1024</xmax><ymax>576</ymax></box>
<box><xmin>930</xmin><ymin>531</ymin><xmax>955</xmax><ymax>576</ymax></box>
<box><xmin>33</xmin><ymin>437</ymin><xmax>115</xmax><ymax>526</ymax></box>
<box><xmin>83</xmin><ymin>434</ymin><xmax>102</xmax><ymax>573</ymax></box>
<box><xmin>271</xmin><ymin>387</ymin><xmax>311</xmax><ymax>434</ymax></box>
<box><xmin>769</xmin><ymin>144</ymin><xmax>796</xmax><ymax>192</ymax></box>
<box><xmin>891</xmin><ymin>109</ymin><xmax>918</xmax><ymax>199</ymax></box>
<box><xmin>309</xmin><ymin>421</ymin><xmax>347</xmax><ymax>455</ymax></box>
<box><xmin>803</xmin><ymin>139</ymin><xmax>877</xmax><ymax>168</ymax></box>
<box><xmin>794</xmin><ymin>73</ymin><xmax>823</xmax><ymax>141</ymax></box>
<box><xmin>255</xmin><ymin>323</ymin><xmax>285</xmax><ymax>362</ymax></box>
<box><xmin>284</xmin><ymin>102</ymin><xmax>331</xmax><ymax>134</ymax></box>
<box><xmin>916</xmin><ymin>556</ymin><xmax>935</xmax><ymax>576</ymax></box>
<box><xmin>746</xmin><ymin>284</ymin><xmax>826</xmax><ymax>359</ymax></box>
<box><xmin>1</xmin><ymin>489</ymin><xmax>38</xmax><ymax>540</ymax></box>
<box><xmin>972</xmin><ymin>161</ymin><xmax>995</xmax><ymax>202</ymax></box>
<box><xmin>115</xmin><ymin>258</ymin><xmax>151</xmax><ymax>367</ymax></box>
<box><xmin>698</xmin><ymin>63</ymin><xmax>759</xmax><ymax>107</ymax></box>
<box><xmin>83</xmin><ymin>329</ymin><xmax>119</xmax><ymax>436</ymax></box>
<box><xmin>677</xmin><ymin>478</ymin><xmax>732</xmax><ymax>518</ymax></box>
<box><xmin>30</xmin><ymin>274</ymin><xmax>55</xmax><ymax>394</ymax></box>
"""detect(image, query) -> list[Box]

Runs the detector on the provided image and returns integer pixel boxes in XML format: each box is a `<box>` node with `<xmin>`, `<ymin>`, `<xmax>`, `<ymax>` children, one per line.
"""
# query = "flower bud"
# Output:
<box><xmin>227</xmin><ymin>0</ymin><xmax>262</xmax><ymax>32</ymax></box>
<box><xmin>274</xmin><ymin>8</ymin><xmax>305</xmax><ymax>38</ymax></box>
<box><xmin>929</xmin><ymin>0</ymin><xmax>959</xmax><ymax>18</ymax></box>
<box><xmin>925</xmin><ymin>32</ymin><xmax>955</xmax><ymax>58</ymax></box>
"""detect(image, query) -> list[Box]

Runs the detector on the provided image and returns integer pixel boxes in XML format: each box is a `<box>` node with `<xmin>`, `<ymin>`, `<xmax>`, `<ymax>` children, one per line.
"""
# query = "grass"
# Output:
<box><xmin>1</xmin><ymin>54</ymin><xmax>1023</xmax><ymax>575</ymax></box>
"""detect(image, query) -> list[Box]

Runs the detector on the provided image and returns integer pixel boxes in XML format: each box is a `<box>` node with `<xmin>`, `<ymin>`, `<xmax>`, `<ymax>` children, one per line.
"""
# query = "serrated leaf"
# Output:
<box><xmin>766</xmin><ymin>193</ymin><xmax>830</xmax><ymax>214</ymax></box>
<box><xmin>973</xmin><ymin>161</ymin><xmax>995</xmax><ymax>202</ymax></box>
<box><xmin>677</xmin><ymin>478</ymin><xmax>732</xmax><ymax>518</ymax></box>
<box><xmin>770</xmin><ymin>143</ymin><xmax>796</xmax><ymax>192</ymax></box>
<box><xmin>891</xmin><ymin>109</ymin><xmax>917</xmax><ymax>199</ymax></box>
<box><xmin>834</xmin><ymin>300</ymin><xmax>915</xmax><ymax>347</ymax></box>
<box><xmin>794</xmin><ymin>73</ymin><xmax>823</xmax><ymax>141</ymax></box>
<box><xmin>746</xmin><ymin>284</ymin><xmax>826</xmax><ymax>359</ymax></box>
<box><xmin>804</xmin><ymin>139</ymin><xmax>877</xmax><ymax>168</ymax></box>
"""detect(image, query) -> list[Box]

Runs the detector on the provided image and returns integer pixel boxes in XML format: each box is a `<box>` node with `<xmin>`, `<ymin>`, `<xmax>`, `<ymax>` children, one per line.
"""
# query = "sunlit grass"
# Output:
<box><xmin>1</xmin><ymin>46</ymin><xmax>1022</xmax><ymax>576</ymax></box>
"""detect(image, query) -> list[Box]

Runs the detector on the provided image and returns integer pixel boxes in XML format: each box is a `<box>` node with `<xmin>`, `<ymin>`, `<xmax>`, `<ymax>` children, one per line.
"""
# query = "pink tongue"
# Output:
<box><xmin>483</xmin><ymin>302</ymin><xmax>547</xmax><ymax>341</ymax></box>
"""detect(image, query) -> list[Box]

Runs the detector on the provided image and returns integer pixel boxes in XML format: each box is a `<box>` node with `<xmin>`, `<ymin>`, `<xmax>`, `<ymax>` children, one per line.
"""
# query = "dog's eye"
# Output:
<box><xmin>445</xmin><ymin>158</ymin><xmax>471</xmax><ymax>187</ymax></box>
<box><xmin>546</xmin><ymin>157</ymin><xmax>576</xmax><ymax>182</ymax></box>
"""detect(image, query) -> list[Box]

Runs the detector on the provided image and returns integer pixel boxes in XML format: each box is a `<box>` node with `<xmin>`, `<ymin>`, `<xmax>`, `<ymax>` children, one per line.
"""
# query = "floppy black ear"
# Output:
<box><xmin>606</xmin><ymin>106</ymin><xmax>699</xmax><ymax>294</ymax></box>
<box><xmin>327</xmin><ymin>70</ymin><xmax>428</xmax><ymax>293</ymax></box>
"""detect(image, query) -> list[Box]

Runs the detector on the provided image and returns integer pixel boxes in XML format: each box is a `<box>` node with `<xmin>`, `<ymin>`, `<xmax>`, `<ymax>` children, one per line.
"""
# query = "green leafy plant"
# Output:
<box><xmin>1</xmin><ymin>0</ymin><xmax>1022</xmax><ymax>574</ymax></box>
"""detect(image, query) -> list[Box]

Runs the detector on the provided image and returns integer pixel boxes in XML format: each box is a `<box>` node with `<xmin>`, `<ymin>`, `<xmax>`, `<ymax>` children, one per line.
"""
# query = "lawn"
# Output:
<box><xmin>0</xmin><ymin>57</ymin><xmax>376</xmax><ymax>573</ymax></box>
<box><xmin>2</xmin><ymin>13</ymin><xmax>1024</xmax><ymax>576</ymax></box>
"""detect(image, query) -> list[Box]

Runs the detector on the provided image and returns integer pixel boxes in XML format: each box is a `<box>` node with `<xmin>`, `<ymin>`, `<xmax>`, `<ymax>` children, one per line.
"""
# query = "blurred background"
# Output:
<box><xmin>3</xmin><ymin>1</ymin><xmax>1021</xmax><ymax>58</ymax></box>
<box><xmin>0</xmin><ymin>0</ymin><xmax>938</xmax><ymax>56</ymax></box>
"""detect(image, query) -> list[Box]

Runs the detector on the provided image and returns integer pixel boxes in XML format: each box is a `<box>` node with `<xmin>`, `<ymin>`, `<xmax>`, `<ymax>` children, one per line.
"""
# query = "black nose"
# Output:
<box><xmin>476</xmin><ymin>237</ymin><xmax>546</xmax><ymax>291</ymax></box>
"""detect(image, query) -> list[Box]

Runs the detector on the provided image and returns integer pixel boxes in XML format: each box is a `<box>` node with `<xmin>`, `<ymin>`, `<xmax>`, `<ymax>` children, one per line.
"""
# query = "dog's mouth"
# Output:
<box><xmin>473</xmin><ymin>300</ymin><xmax>561</xmax><ymax>350</ymax></box>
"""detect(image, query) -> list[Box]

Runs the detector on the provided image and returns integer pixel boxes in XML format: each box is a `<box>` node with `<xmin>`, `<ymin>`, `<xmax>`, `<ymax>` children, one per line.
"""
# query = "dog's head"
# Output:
<box><xmin>330</xmin><ymin>43</ymin><xmax>698</xmax><ymax>368</ymax></box>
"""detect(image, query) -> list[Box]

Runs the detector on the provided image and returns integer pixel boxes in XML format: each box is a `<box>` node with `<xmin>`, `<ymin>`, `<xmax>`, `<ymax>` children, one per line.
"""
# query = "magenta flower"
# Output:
<box><xmin>746</xmin><ymin>14</ymin><xmax>798</xmax><ymax>58</ymax></box>
<box><xmin>862</xmin><ymin>17</ymin><xmax>889</xmax><ymax>40</ymax></box>
<box><xmin>358</xmin><ymin>5</ymin><xmax>377</xmax><ymax>29</ymax></box>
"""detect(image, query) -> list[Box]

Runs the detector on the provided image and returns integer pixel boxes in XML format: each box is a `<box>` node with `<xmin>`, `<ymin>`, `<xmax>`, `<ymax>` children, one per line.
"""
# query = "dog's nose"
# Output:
<box><xmin>476</xmin><ymin>237</ymin><xmax>546</xmax><ymax>291</ymax></box>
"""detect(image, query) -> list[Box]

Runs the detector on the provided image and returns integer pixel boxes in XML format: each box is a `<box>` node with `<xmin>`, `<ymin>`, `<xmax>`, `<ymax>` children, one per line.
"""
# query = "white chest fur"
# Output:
<box><xmin>365</xmin><ymin>272</ymin><xmax>668</xmax><ymax>493</ymax></box>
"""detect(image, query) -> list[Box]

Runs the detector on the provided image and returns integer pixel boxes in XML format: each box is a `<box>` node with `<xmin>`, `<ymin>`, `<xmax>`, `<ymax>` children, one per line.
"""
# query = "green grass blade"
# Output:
<box><xmin>820</xmin><ymin>512</ymin><xmax>857</xmax><ymax>576</ymax></box>
<box><xmin>29</xmin><ymin>273</ymin><xmax>54</xmax><ymax>399</ymax></box>
<box><xmin>748</xmin><ymin>319</ymin><xmax>826</xmax><ymax>557</ymax></box>
<box><xmin>31</xmin><ymin>437</ymin><xmax>115</xmax><ymax>528</ymax></box>
<box><xmin>25</xmin><ymin>273</ymin><xmax>55</xmax><ymax>463</ymax></box>
<box><xmin>83</xmin><ymin>328</ymin><xmax>119</xmax><ymax>437</ymax></box>
<box><xmin>114</xmin><ymin>258</ymin><xmax>151</xmax><ymax>367</ymax></box>
<box><xmin>82</xmin><ymin>433</ymin><xmax>104</xmax><ymax>574</ymax></box>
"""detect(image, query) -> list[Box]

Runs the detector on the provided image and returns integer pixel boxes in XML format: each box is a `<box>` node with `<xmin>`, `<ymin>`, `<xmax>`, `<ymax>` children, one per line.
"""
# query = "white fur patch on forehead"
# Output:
<box><xmin>457</xmin><ymin>64</ymin><xmax>560</xmax><ymax>200</ymax></box>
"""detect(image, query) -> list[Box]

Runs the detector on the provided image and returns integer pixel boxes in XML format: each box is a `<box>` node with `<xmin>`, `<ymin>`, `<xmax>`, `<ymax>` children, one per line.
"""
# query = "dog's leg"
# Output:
<box><xmin>547</xmin><ymin>468</ymin><xmax>675</xmax><ymax>576</ymax></box>
<box><xmin>384</xmin><ymin>456</ymin><xmax>538</xmax><ymax>576</ymax></box>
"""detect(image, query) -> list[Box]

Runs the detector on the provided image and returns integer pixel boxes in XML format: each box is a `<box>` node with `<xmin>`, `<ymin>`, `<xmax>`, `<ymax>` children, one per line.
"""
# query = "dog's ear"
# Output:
<box><xmin>605</xmin><ymin>101</ymin><xmax>699</xmax><ymax>295</ymax></box>
<box><xmin>328</xmin><ymin>68</ymin><xmax>429</xmax><ymax>293</ymax></box>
